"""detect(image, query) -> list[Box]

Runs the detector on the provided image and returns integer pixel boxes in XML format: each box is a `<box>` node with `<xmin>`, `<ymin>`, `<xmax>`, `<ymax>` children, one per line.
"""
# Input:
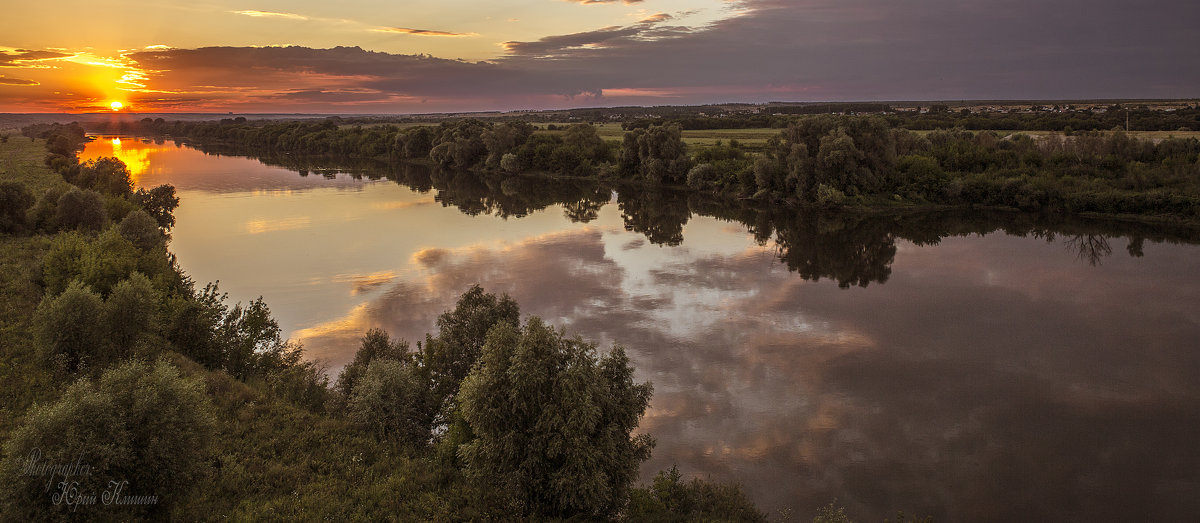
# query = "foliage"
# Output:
<box><xmin>418</xmin><ymin>285</ymin><xmax>520</xmax><ymax>423</ymax></box>
<box><xmin>117</xmin><ymin>209</ymin><xmax>165</xmax><ymax>250</ymax></box>
<box><xmin>334</xmin><ymin>328</ymin><xmax>412</xmax><ymax>403</ymax></box>
<box><xmin>54</xmin><ymin>188</ymin><xmax>107</xmax><ymax>232</ymax></box>
<box><xmin>0</xmin><ymin>181</ymin><xmax>35</xmax><ymax>234</ymax></box>
<box><xmin>104</xmin><ymin>272</ymin><xmax>162</xmax><ymax>354</ymax></box>
<box><xmin>0</xmin><ymin>360</ymin><xmax>216</xmax><ymax>520</ymax></box>
<box><xmin>458</xmin><ymin>317</ymin><xmax>653</xmax><ymax>518</ymax></box>
<box><xmin>628</xmin><ymin>466</ymin><xmax>767</xmax><ymax>522</ymax></box>
<box><xmin>32</xmin><ymin>280</ymin><xmax>106</xmax><ymax>372</ymax></box>
<box><xmin>131</xmin><ymin>184</ymin><xmax>180</xmax><ymax>230</ymax></box>
<box><xmin>347</xmin><ymin>359</ymin><xmax>430</xmax><ymax>444</ymax></box>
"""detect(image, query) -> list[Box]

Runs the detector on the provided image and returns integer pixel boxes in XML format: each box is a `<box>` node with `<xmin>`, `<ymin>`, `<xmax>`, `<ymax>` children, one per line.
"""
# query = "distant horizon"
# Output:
<box><xmin>4</xmin><ymin>97</ymin><xmax>1198</xmax><ymax>118</ymax></box>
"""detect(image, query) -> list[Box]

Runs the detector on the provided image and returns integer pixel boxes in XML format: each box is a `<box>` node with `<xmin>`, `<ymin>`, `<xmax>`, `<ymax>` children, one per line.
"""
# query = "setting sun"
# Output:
<box><xmin>110</xmin><ymin>100</ymin><xmax>123</xmax><ymax>111</ymax></box>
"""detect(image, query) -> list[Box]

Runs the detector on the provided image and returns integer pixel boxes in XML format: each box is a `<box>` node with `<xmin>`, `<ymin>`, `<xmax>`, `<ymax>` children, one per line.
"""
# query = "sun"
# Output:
<box><xmin>110</xmin><ymin>101</ymin><xmax>124</xmax><ymax>111</ymax></box>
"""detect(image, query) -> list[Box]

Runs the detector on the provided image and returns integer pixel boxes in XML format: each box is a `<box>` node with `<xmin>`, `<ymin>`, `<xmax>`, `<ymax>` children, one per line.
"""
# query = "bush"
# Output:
<box><xmin>54</xmin><ymin>188</ymin><xmax>107</xmax><ymax>232</ymax></box>
<box><xmin>0</xmin><ymin>360</ymin><xmax>216</xmax><ymax>520</ymax></box>
<box><xmin>28</xmin><ymin>186</ymin><xmax>67</xmax><ymax>232</ymax></box>
<box><xmin>628</xmin><ymin>466</ymin><xmax>767</xmax><ymax>522</ymax></box>
<box><xmin>32</xmin><ymin>280</ymin><xmax>106</xmax><ymax>372</ymax></box>
<box><xmin>0</xmin><ymin>181</ymin><xmax>35</xmax><ymax>233</ymax></box>
<box><xmin>105</xmin><ymin>272</ymin><xmax>161</xmax><ymax>354</ymax></box>
<box><xmin>334</xmin><ymin>328</ymin><xmax>411</xmax><ymax>403</ymax></box>
<box><xmin>815</xmin><ymin>183</ymin><xmax>847</xmax><ymax>207</ymax></box>
<box><xmin>117</xmin><ymin>210</ymin><xmax>164</xmax><ymax>250</ymax></box>
<box><xmin>347</xmin><ymin>359</ymin><xmax>430</xmax><ymax>444</ymax></box>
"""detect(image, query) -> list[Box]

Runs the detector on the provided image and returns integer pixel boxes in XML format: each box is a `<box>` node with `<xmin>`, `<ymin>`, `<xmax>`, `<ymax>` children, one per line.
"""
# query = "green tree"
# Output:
<box><xmin>76</xmin><ymin>228</ymin><xmax>141</xmax><ymax>296</ymax></box>
<box><xmin>28</xmin><ymin>186</ymin><xmax>67</xmax><ymax>232</ymax></box>
<box><xmin>218</xmin><ymin>296</ymin><xmax>284</xmax><ymax>379</ymax></box>
<box><xmin>105</xmin><ymin>272</ymin><xmax>161</xmax><ymax>354</ymax></box>
<box><xmin>76</xmin><ymin>157</ymin><xmax>133</xmax><ymax>196</ymax></box>
<box><xmin>164</xmin><ymin>282</ymin><xmax>227</xmax><ymax>369</ymax></box>
<box><xmin>54</xmin><ymin>188</ymin><xmax>106</xmax><ymax>232</ymax></box>
<box><xmin>117</xmin><ymin>209</ymin><xmax>164</xmax><ymax>250</ymax></box>
<box><xmin>131</xmin><ymin>184</ymin><xmax>179</xmax><ymax>230</ymax></box>
<box><xmin>32</xmin><ymin>280</ymin><xmax>106</xmax><ymax>372</ymax></box>
<box><xmin>627</xmin><ymin>466</ymin><xmax>767</xmax><ymax>522</ymax></box>
<box><xmin>0</xmin><ymin>181</ymin><xmax>35</xmax><ymax>234</ymax></box>
<box><xmin>348</xmin><ymin>359</ymin><xmax>430</xmax><ymax>444</ymax></box>
<box><xmin>334</xmin><ymin>328</ymin><xmax>411</xmax><ymax>402</ymax></box>
<box><xmin>458</xmin><ymin>317</ymin><xmax>653</xmax><ymax>518</ymax></box>
<box><xmin>418</xmin><ymin>285</ymin><xmax>519</xmax><ymax>422</ymax></box>
<box><xmin>0</xmin><ymin>360</ymin><xmax>216</xmax><ymax>520</ymax></box>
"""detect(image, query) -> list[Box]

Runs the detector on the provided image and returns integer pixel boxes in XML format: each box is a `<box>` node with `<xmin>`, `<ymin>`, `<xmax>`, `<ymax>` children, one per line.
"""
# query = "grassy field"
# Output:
<box><xmin>0</xmin><ymin>138</ymin><xmax>68</xmax><ymax>448</ymax></box>
<box><xmin>537</xmin><ymin>122</ymin><xmax>779</xmax><ymax>149</ymax></box>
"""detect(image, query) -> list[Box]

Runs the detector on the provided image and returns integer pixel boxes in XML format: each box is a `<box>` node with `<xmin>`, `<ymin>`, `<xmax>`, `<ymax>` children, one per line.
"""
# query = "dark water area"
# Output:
<box><xmin>82</xmin><ymin>137</ymin><xmax>1200</xmax><ymax>521</ymax></box>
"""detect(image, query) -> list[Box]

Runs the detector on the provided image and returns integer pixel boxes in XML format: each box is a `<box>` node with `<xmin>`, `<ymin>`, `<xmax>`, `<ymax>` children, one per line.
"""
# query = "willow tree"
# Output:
<box><xmin>458</xmin><ymin>317</ymin><xmax>653</xmax><ymax>518</ymax></box>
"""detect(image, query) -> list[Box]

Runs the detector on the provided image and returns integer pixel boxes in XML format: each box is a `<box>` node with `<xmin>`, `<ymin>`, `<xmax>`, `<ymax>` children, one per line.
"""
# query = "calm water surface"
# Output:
<box><xmin>83</xmin><ymin>137</ymin><xmax>1200</xmax><ymax>521</ymax></box>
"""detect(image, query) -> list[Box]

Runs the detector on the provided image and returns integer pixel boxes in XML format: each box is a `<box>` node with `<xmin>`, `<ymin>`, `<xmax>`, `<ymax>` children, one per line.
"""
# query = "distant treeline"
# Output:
<box><xmin>213</xmin><ymin>151</ymin><xmax>1200</xmax><ymax>289</ymax></box>
<box><xmin>82</xmin><ymin>113</ymin><xmax>1200</xmax><ymax>223</ymax></box>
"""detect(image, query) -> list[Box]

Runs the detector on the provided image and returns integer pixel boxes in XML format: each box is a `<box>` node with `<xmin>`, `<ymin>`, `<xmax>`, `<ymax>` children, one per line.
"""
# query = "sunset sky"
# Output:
<box><xmin>2</xmin><ymin>0</ymin><xmax>1198</xmax><ymax>113</ymax></box>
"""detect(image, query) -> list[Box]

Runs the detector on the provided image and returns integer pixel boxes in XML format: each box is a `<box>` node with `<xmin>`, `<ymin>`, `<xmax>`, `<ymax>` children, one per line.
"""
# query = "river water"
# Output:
<box><xmin>82</xmin><ymin>136</ymin><xmax>1200</xmax><ymax>521</ymax></box>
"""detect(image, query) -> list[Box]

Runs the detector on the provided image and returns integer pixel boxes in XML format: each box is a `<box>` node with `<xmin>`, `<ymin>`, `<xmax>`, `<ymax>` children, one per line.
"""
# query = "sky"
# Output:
<box><xmin>2</xmin><ymin>0</ymin><xmax>1199</xmax><ymax>113</ymax></box>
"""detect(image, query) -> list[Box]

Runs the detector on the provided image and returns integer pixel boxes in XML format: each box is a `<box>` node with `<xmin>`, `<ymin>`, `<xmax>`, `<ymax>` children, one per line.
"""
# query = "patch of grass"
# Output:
<box><xmin>0</xmin><ymin>138</ymin><xmax>65</xmax><ymax>459</ymax></box>
<box><xmin>0</xmin><ymin>137</ymin><xmax>72</xmax><ymax>195</ymax></box>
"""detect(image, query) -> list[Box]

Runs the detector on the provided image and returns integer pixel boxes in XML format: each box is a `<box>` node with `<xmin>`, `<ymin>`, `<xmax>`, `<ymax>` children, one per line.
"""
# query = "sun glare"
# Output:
<box><xmin>110</xmin><ymin>101</ymin><xmax>123</xmax><ymax>111</ymax></box>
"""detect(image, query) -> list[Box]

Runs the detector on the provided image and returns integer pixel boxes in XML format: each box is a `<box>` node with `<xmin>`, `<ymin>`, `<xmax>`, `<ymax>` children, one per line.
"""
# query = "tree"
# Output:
<box><xmin>76</xmin><ymin>157</ymin><xmax>133</xmax><ymax>196</ymax></box>
<box><xmin>334</xmin><ymin>328</ymin><xmax>411</xmax><ymax>402</ymax></box>
<box><xmin>347</xmin><ymin>359</ymin><xmax>430</xmax><ymax>444</ymax></box>
<box><xmin>131</xmin><ymin>184</ymin><xmax>179</xmax><ymax>230</ymax></box>
<box><xmin>117</xmin><ymin>209</ymin><xmax>164</xmax><ymax>250</ymax></box>
<box><xmin>105</xmin><ymin>272</ymin><xmax>161</xmax><ymax>354</ymax></box>
<box><xmin>32</xmin><ymin>280</ymin><xmax>106</xmax><ymax>372</ymax></box>
<box><xmin>458</xmin><ymin>317</ymin><xmax>653</xmax><ymax>518</ymax></box>
<box><xmin>0</xmin><ymin>181</ymin><xmax>34</xmax><ymax>234</ymax></box>
<box><xmin>0</xmin><ymin>360</ymin><xmax>216</xmax><ymax>520</ymax></box>
<box><xmin>627</xmin><ymin>466</ymin><xmax>767</xmax><ymax>522</ymax></box>
<box><xmin>218</xmin><ymin>296</ymin><xmax>284</xmax><ymax>379</ymax></box>
<box><xmin>54</xmin><ymin>188</ymin><xmax>106</xmax><ymax>232</ymax></box>
<box><xmin>164</xmin><ymin>282</ymin><xmax>227</xmax><ymax>369</ymax></box>
<box><xmin>418</xmin><ymin>285</ymin><xmax>519</xmax><ymax>422</ymax></box>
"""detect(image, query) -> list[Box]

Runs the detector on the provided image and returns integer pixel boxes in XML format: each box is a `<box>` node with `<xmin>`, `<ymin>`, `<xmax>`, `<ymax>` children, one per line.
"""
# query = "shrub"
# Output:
<box><xmin>0</xmin><ymin>360</ymin><xmax>216</xmax><ymax>520</ymax></box>
<box><xmin>0</xmin><ymin>181</ymin><xmax>35</xmax><ymax>233</ymax></box>
<box><xmin>55</xmin><ymin>188</ymin><xmax>107</xmax><ymax>232</ymax></box>
<box><xmin>117</xmin><ymin>210</ymin><xmax>164</xmax><ymax>250</ymax></box>
<box><xmin>32</xmin><ymin>280</ymin><xmax>106</xmax><ymax>372</ymax></box>
<box><xmin>347</xmin><ymin>359</ymin><xmax>430</xmax><ymax>444</ymax></box>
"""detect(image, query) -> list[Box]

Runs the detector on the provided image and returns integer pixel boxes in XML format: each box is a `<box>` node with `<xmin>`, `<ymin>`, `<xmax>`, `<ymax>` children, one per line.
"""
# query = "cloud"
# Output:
<box><xmin>639</xmin><ymin>12</ymin><xmax>673</xmax><ymax>23</ymax></box>
<box><xmin>231</xmin><ymin>10</ymin><xmax>309</xmax><ymax>20</ymax></box>
<box><xmin>502</xmin><ymin>26</ymin><xmax>643</xmax><ymax>56</ymax></box>
<box><xmin>0</xmin><ymin>76</ymin><xmax>39</xmax><ymax>86</ymax></box>
<box><xmin>16</xmin><ymin>0</ymin><xmax>1199</xmax><ymax>111</ymax></box>
<box><xmin>0</xmin><ymin>49</ymin><xmax>71</xmax><ymax>67</ymax></box>
<box><xmin>373</xmin><ymin>27</ymin><xmax>478</xmax><ymax>37</ymax></box>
